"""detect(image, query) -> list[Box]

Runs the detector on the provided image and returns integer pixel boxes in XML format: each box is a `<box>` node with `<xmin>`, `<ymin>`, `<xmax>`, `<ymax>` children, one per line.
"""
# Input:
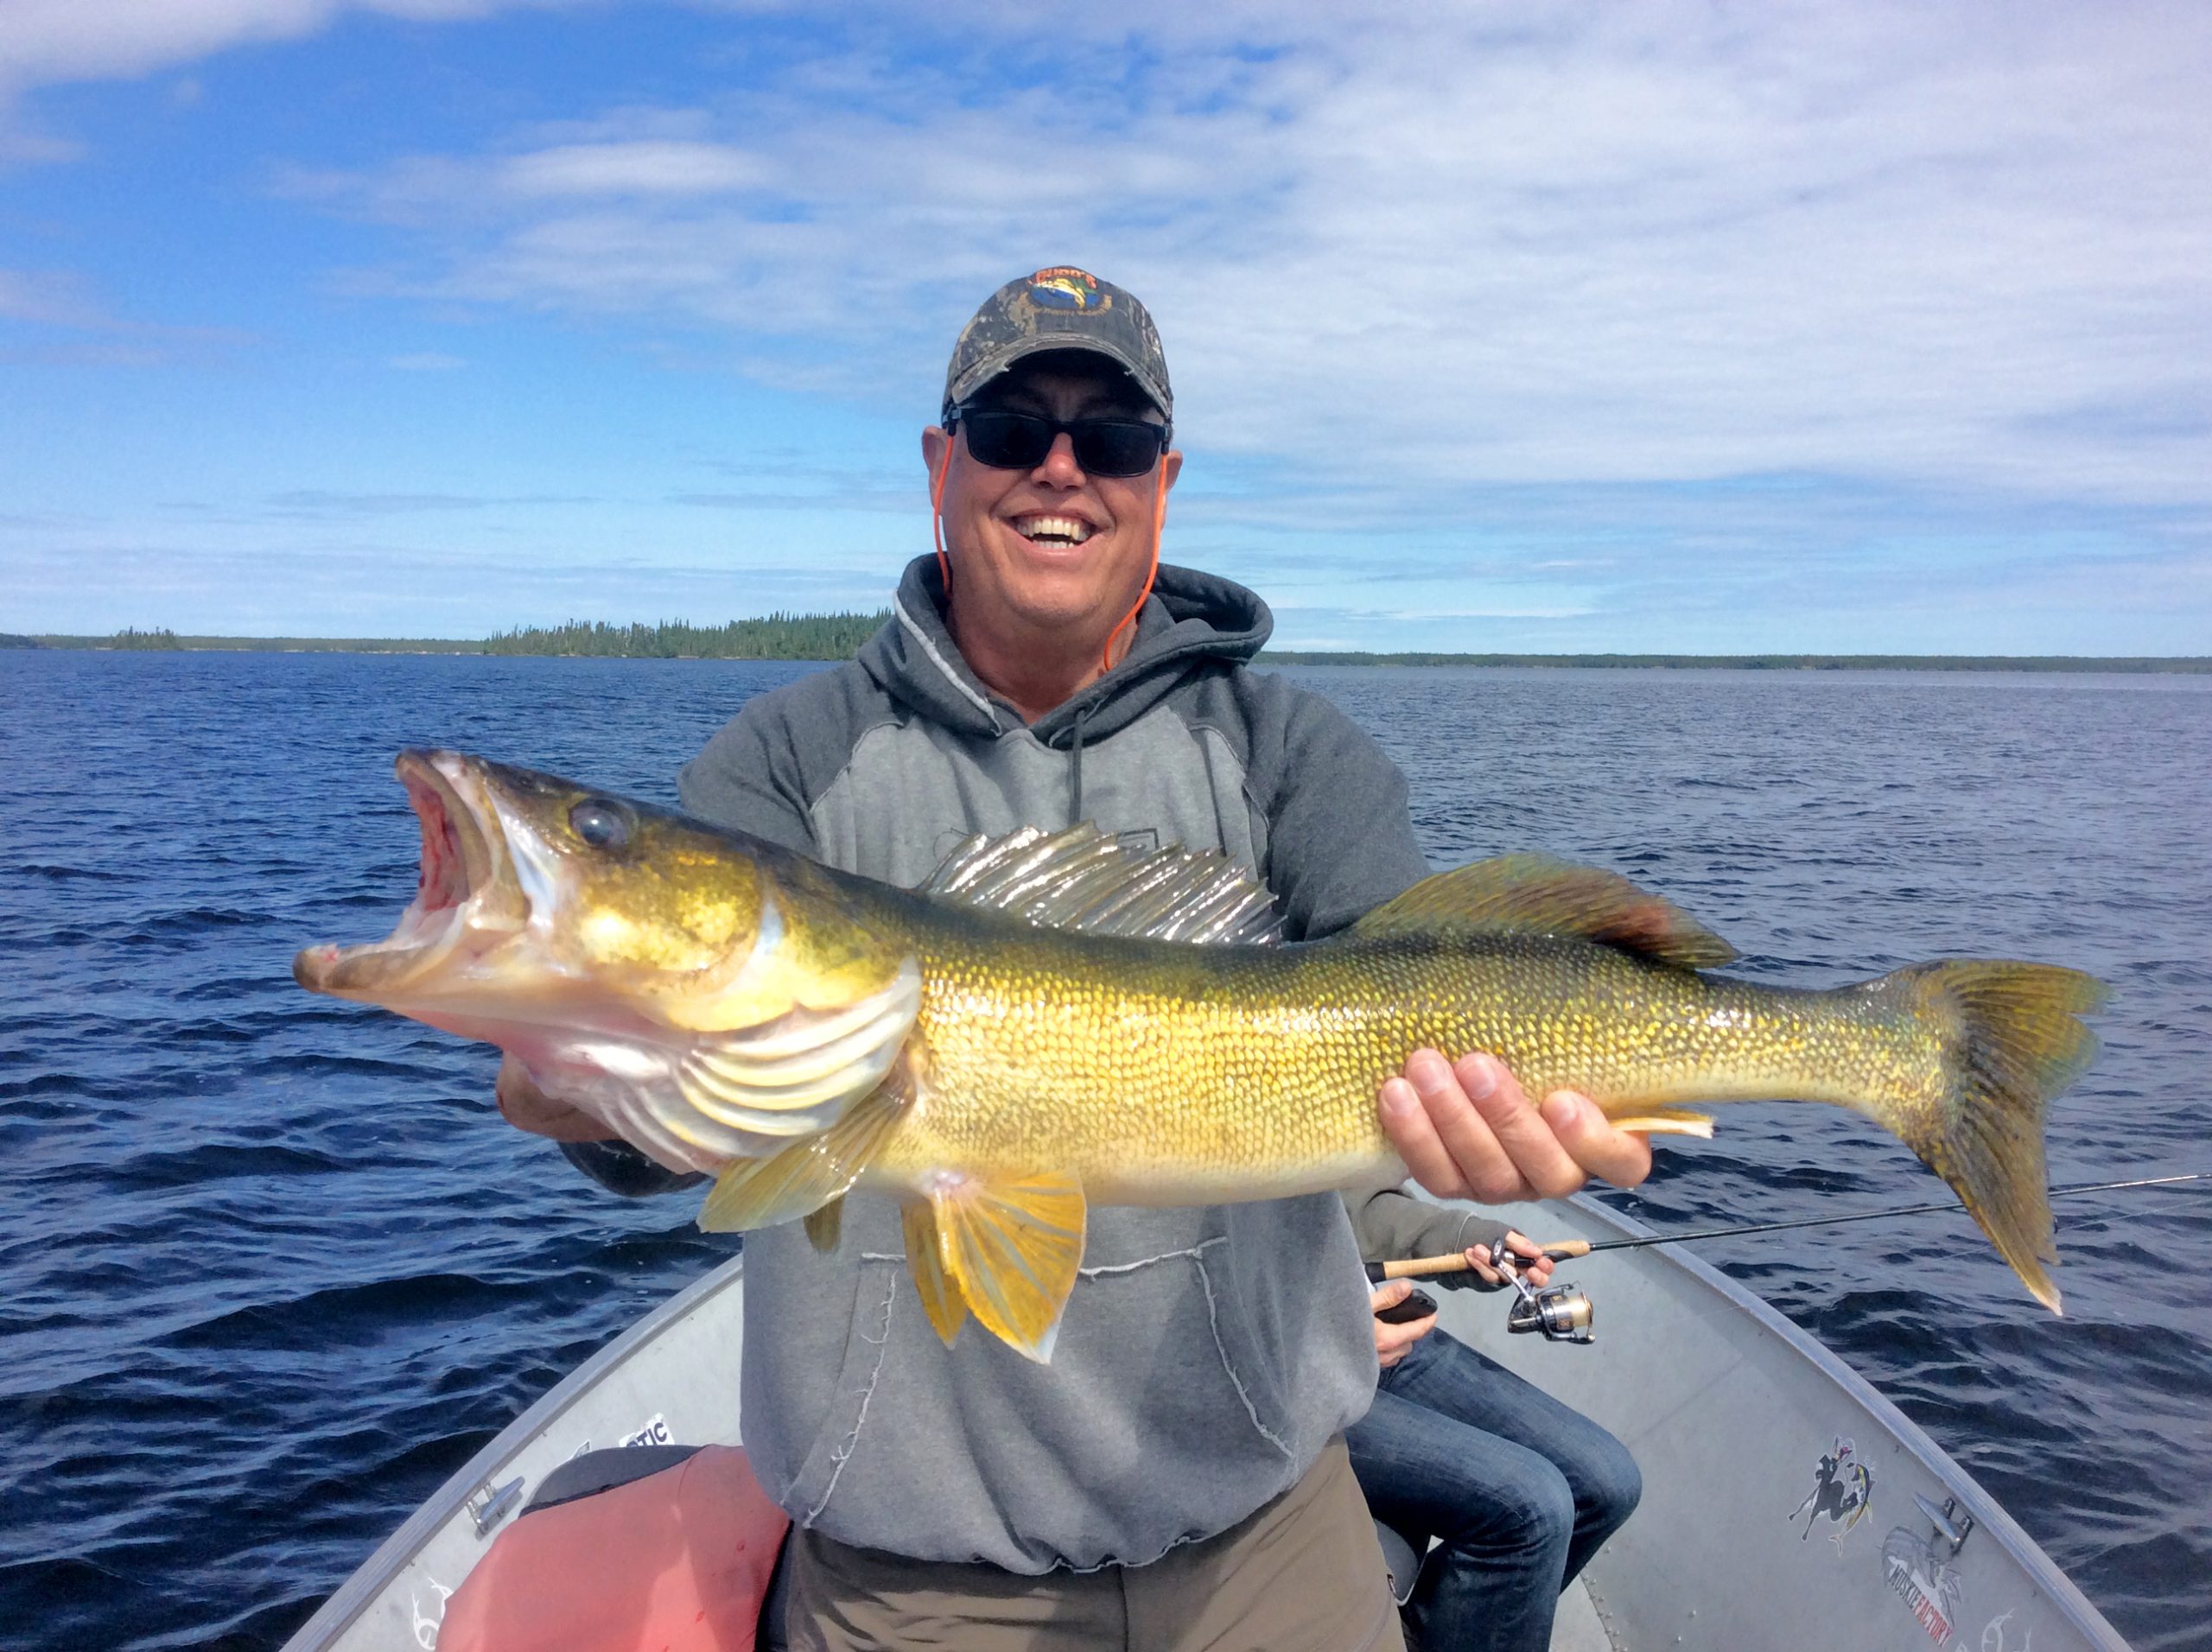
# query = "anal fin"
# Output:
<box><xmin>900</xmin><ymin>1172</ymin><xmax>1086</xmax><ymax>1363</ymax></box>
<box><xmin>901</xmin><ymin>1199</ymin><xmax>969</xmax><ymax>1344</ymax></box>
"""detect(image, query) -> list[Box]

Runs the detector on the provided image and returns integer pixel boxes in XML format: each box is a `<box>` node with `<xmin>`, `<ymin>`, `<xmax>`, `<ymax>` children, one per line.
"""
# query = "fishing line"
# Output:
<box><xmin>1537</xmin><ymin>1171</ymin><xmax>2210</xmax><ymax>1261</ymax></box>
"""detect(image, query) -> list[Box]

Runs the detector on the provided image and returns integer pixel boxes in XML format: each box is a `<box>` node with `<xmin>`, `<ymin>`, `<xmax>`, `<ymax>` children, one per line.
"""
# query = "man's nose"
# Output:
<box><xmin>1034</xmin><ymin>432</ymin><xmax>1085</xmax><ymax>486</ymax></box>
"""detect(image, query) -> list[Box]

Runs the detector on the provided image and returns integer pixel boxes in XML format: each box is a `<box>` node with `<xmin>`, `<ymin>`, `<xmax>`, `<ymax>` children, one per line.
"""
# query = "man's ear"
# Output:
<box><xmin>922</xmin><ymin>425</ymin><xmax>951</xmax><ymax>478</ymax></box>
<box><xmin>1160</xmin><ymin>448</ymin><xmax>1184</xmax><ymax>493</ymax></box>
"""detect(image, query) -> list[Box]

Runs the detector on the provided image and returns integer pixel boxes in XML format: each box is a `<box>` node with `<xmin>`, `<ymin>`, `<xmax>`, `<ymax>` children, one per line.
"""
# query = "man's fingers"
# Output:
<box><xmin>1452</xmin><ymin>1053</ymin><xmax>1586</xmax><ymax>1199</ymax></box>
<box><xmin>1370</xmin><ymin>1278</ymin><xmax>1414</xmax><ymax>1312</ymax></box>
<box><xmin>1380</xmin><ymin>1051</ymin><xmax>1657</xmax><ymax>1204</ymax></box>
<box><xmin>1376</xmin><ymin>1312</ymin><xmax>1436</xmax><ymax>1361</ymax></box>
<box><xmin>495</xmin><ymin>1057</ymin><xmax>617</xmax><ymax>1142</ymax></box>
<box><xmin>1540</xmin><ymin>1090</ymin><xmax>1653</xmax><ymax>1189</ymax></box>
<box><xmin>1380</xmin><ymin>1064</ymin><xmax>1491</xmax><ymax>1202</ymax></box>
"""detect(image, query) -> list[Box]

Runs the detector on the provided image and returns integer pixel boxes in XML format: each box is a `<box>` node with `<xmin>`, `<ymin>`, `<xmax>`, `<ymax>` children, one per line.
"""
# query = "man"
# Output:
<box><xmin>1351</xmin><ymin>1189</ymin><xmax>1642</xmax><ymax>1652</ymax></box>
<box><xmin>497</xmin><ymin>267</ymin><xmax>1651</xmax><ymax>1651</ymax></box>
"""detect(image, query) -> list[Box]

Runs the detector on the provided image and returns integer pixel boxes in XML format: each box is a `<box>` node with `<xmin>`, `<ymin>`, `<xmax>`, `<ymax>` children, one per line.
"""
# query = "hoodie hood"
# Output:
<box><xmin>859</xmin><ymin>554</ymin><xmax>1274</xmax><ymax>750</ymax></box>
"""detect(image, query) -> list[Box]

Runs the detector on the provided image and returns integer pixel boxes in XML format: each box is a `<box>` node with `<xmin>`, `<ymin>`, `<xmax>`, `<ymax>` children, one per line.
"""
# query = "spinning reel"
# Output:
<box><xmin>1492</xmin><ymin>1249</ymin><xmax>1595</xmax><ymax>1344</ymax></box>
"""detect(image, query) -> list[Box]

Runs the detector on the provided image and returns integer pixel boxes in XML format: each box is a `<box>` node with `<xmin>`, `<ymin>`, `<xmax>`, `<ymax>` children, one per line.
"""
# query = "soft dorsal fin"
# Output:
<box><xmin>1348</xmin><ymin>854</ymin><xmax>1737</xmax><ymax>970</ymax></box>
<box><xmin>918</xmin><ymin>823</ymin><xmax>1283</xmax><ymax>945</ymax></box>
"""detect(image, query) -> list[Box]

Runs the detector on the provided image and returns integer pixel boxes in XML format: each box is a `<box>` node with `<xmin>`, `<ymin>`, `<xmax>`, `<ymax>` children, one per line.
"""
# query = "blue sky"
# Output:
<box><xmin>3</xmin><ymin>2</ymin><xmax>2208</xmax><ymax>653</ymax></box>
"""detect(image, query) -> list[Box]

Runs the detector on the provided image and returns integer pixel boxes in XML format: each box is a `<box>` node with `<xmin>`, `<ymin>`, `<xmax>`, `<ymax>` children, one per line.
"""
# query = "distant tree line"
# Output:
<box><xmin>1255</xmin><ymin>650</ymin><xmax>2212</xmax><ymax>673</ymax></box>
<box><xmin>483</xmin><ymin>613</ymin><xmax>892</xmax><ymax>660</ymax></box>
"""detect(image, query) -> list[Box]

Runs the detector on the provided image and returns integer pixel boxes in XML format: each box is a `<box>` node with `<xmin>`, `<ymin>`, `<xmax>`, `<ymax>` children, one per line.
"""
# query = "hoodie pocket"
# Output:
<box><xmin>780</xmin><ymin>1234</ymin><xmax>1317</xmax><ymax>1568</ymax></box>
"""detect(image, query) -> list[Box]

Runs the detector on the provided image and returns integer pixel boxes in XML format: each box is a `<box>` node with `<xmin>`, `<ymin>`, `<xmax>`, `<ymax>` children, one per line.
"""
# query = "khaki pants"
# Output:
<box><xmin>782</xmin><ymin>1436</ymin><xmax>1403</xmax><ymax>1652</ymax></box>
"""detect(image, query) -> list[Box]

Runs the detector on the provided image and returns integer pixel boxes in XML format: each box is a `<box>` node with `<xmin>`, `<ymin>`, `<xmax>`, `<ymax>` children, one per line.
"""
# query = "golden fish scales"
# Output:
<box><xmin>875</xmin><ymin>924</ymin><xmax>1948</xmax><ymax>1204</ymax></box>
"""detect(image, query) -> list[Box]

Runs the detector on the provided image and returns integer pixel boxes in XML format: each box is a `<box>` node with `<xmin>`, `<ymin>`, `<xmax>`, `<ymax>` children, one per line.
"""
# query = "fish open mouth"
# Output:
<box><xmin>397</xmin><ymin>753</ymin><xmax>488</xmax><ymax>936</ymax></box>
<box><xmin>293</xmin><ymin>750</ymin><xmax>520</xmax><ymax>999</ymax></box>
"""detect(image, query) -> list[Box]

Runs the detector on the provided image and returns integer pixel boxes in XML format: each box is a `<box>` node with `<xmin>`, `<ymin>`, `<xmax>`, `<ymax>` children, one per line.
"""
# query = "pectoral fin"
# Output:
<box><xmin>899</xmin><ymin>1172</ymin><xmax>1087</xmax><ymax>1363</ymax></box>
<box><xmin>803</xmin><ymin>1198</ymin><xmax>844</xmax><ymax>1254</ymax></box>
<box><xmin>695</xmin><ymin>1058</ymin><xmax>913</xmax><ymax>1233</ymax></box>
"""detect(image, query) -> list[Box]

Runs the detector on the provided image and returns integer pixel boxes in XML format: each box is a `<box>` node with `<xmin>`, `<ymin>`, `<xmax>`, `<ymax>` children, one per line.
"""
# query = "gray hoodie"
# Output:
<box><xmin>594</xmin><ymin>555</ymin><xmax>1431</xmax><ymax>1573</ymax></box>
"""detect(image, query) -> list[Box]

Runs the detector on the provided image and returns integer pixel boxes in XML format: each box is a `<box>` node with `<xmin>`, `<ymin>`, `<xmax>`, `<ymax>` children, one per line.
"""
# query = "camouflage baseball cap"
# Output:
<box><xmin>942</xmin><ymin>267</ymin><xmax>1172</xmax><ymax>422</ymax></box>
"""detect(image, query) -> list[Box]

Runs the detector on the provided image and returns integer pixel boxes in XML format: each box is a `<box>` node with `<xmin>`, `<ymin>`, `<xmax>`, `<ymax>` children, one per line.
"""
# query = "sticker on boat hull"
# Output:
<box><xmin>620</xmin><ymin>1412</ymin><xmax>673</xmax><ymax>1448</ymax></box>
<box><xmin>1883</xmin><ymin>1523</ymin><xmax>1965</xmax><ymax>1645</ymax></box>
<box><xmin>1789</xmin><ymin>1435</ymin><xmax>1875</xmax><ymax>1547</ymax></box>
<box><xmin>411</xmin><ymin>1577</ymin><xmax>453</xmax><ymax>1649</ymax></box>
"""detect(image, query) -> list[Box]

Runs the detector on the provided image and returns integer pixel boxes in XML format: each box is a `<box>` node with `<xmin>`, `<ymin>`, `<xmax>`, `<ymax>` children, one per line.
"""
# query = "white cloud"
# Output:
<box><xmin>0</xmin><ymin>264</ymin><xmax>253</xmax><ymax>359</ymax></box>
<box><xmin>0</xmin><ymin>0</ymin><xmax>585</xmax><ymax>162</ymax></box>
<box><xmin>267</xmin><ymin>2</ymin><xmax>2212</xmax><ymax>516</ymax></box>
<box><xmin>0</xmin><ymin>0</ymin><xmax>569</xmax><ymax>92</ymax></box>
<box><xmin>0</xmin><ymin>266</ymin><xmax>105</xmax><ymax>327</ymax></box>
<box><xmin>499</xmin><ymin>139</ymin><xmax>770</xmax><ymax>197</ymax></box>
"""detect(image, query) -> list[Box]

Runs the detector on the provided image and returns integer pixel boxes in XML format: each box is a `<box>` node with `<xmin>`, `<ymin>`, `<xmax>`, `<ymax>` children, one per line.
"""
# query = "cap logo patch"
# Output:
<box><xmin>1028</xmin><ymin>267</ymin><xmax>1110</xmax><ymax>312</ymax></box>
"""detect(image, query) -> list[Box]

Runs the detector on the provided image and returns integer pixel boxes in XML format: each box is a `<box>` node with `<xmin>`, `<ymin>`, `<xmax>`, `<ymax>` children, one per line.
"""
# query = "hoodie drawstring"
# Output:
<box><xmin>1068</xmin><ymin>702</ymin><xmax>1090</xmax><ymax>827</ymax></box>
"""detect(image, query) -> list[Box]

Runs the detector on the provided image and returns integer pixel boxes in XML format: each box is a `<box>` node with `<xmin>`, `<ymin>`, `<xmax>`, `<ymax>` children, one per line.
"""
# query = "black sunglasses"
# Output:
<box><xmin>950</xmin><ymin>406</ymin><xmax>1172</xmax><ymax>478</ymax></box>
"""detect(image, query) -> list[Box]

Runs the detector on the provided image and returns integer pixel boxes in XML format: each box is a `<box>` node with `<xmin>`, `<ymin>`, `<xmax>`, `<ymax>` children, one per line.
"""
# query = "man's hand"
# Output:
<box><xmin>1466</xmin><ymin>1230</ymin><xmax>1554</xmax><ymax>1291</ymax></box>
<box><xmin>1378</xmin><ymin>1050</ymin><xmax>1651</xmax><ymax>1203</ymax></box>
<box><xmin>495</xmin><ymin>1055</ymin><xmax>618</xmax><ymax>1143</ymax></box>
<box><xmin>1370</xmin><ymin>1279</ymin><xmax>1436</xmax><ymax>1370</ymax></box>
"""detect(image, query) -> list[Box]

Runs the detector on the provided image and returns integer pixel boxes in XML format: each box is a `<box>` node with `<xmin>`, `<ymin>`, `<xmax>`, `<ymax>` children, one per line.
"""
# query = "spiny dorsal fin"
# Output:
<box><xmin>1349</xmin><ymin>854</ymin><xmax>1737</xmax><ymax>970</ymax></box>
<box><xmin>919</xmin><ymin>823</ymin><xmax>1282</xmax><ymax>945</ymax></box>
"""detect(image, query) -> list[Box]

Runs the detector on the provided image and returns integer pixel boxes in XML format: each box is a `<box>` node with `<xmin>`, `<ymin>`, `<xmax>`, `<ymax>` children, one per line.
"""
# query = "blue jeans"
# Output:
<box><xmin>1346</xmin><ymin>1327</ymin><xmax>1640</xmax><ymax>1652</ymax></box>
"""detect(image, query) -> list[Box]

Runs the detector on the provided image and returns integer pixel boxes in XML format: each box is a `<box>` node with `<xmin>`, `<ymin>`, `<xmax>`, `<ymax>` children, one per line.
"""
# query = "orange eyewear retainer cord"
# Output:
<box><xmin>1099</xmin><ymin>461</ymin><xmax>1168</xmax><ymax>673</ymax></box>
<box><xmin>931</xmin><ymin>430</ymin><xmax>956</xmax><ymax>595</ymax></box>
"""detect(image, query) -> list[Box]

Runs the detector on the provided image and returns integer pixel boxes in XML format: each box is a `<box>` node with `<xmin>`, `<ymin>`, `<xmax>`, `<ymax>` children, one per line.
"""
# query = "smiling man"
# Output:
<box><xmin>500</xmin><ymin>268</ymin><xmax>1650</xmax><ymax>1651</ymax></box>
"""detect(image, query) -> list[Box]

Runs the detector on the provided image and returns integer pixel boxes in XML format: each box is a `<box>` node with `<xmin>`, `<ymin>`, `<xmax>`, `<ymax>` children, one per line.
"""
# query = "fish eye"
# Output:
<box><xmin>569</xmin><ymin>798</ymin><xmax>632</xmax><ymax>851</ymax></box>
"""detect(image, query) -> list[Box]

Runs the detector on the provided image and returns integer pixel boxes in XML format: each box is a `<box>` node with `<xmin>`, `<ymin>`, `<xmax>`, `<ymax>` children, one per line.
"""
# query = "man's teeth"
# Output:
<box><xmin>1017</xmin><ymin>516</ymin><xmax>1094</xmax><ymax>545</ymax></box>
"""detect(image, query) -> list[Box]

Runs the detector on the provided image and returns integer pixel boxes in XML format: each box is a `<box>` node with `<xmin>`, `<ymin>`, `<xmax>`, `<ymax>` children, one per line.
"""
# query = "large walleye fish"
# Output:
<box><xmin>296</xmin><ymin>751</ymin><xmax>2107</xmax><ymax>1360</ymax></box>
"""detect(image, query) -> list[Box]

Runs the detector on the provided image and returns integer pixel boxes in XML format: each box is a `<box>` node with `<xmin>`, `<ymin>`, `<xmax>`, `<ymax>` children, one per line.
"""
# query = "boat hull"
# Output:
<box><xmin>282</xmin><ymin>1194</ymin><xmax>2130</xmax><ymax>1651</ymax></box>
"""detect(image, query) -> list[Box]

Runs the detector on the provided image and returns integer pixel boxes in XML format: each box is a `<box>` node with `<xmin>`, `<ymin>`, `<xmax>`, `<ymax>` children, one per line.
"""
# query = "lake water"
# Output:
<box><xmin>2</xmin><ymin>651</ymin><xmax>2206</xmax><ymax>1651</ymax></box>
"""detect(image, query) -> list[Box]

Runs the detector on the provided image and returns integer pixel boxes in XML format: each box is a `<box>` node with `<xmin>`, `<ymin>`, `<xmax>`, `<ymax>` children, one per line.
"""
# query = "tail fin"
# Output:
<box><xmin>1885</xmin><ymin>961</ymin><xmax>2109</xmax><ymax>1313</ymax></box>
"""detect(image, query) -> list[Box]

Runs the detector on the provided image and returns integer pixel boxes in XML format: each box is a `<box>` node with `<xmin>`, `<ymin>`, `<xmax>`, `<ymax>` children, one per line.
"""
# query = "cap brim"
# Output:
<box><xmin>947</xmin><ymin>336</ymin><xmax>1170</xmax><ymax>418</ymax></box>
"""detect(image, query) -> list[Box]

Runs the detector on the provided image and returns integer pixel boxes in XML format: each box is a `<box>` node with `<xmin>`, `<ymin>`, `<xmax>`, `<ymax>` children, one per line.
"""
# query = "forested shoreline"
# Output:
<box><xmin>481</xmin><ymin>614</ymin><xmax>891</xmax><ymax>658</ymax></box>
<box><xmin>10</xmin><ymin>623</ymin><xmax>2208</xmax><ymax>672</ymax></box>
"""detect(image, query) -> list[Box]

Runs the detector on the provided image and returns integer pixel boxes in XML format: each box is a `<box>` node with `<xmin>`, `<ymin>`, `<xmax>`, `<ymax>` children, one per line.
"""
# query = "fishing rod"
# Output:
<box><xmin>1532</xmin><ymin>1171</ymin><xmax>2210</xmax><ymax>1261</ymax></box>
<box><xmin>1372</xmin><ymin>1172</ymin><xmax>2208</xmax><ymax>1345</ymax></box>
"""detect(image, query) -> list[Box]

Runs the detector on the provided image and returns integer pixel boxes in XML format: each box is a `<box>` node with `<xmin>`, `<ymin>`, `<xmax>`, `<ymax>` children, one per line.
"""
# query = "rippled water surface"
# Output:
<box><xmin>3</xmin><ymin>652</ymin><xmax>2207</xmax><ymax>1650</ymax></box>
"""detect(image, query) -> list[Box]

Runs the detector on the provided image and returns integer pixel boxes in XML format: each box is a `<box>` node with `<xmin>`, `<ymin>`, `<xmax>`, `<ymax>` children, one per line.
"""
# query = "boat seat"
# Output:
<box><xmin>521</xmin><ymin>1445</ymin><xmax>797</xmax><ymax>1649</ymax></box>
<box><xmin>524</xmin><ymin>1443</ymin><xmax>702</xmax><ymax>1511</ymax></box>
<box><xmin>1374</xmin><ymin>1518</ymin><xmax>1427</xmax><ymax>1605</ymax></box>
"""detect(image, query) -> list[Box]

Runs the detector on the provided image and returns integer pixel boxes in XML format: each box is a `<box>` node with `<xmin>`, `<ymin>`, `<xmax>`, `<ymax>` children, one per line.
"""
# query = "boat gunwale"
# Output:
<box><xmin>1553</xmin><ymin>1189</ymin><xmax>2129</xmax><ymax>1649</ymax></box>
